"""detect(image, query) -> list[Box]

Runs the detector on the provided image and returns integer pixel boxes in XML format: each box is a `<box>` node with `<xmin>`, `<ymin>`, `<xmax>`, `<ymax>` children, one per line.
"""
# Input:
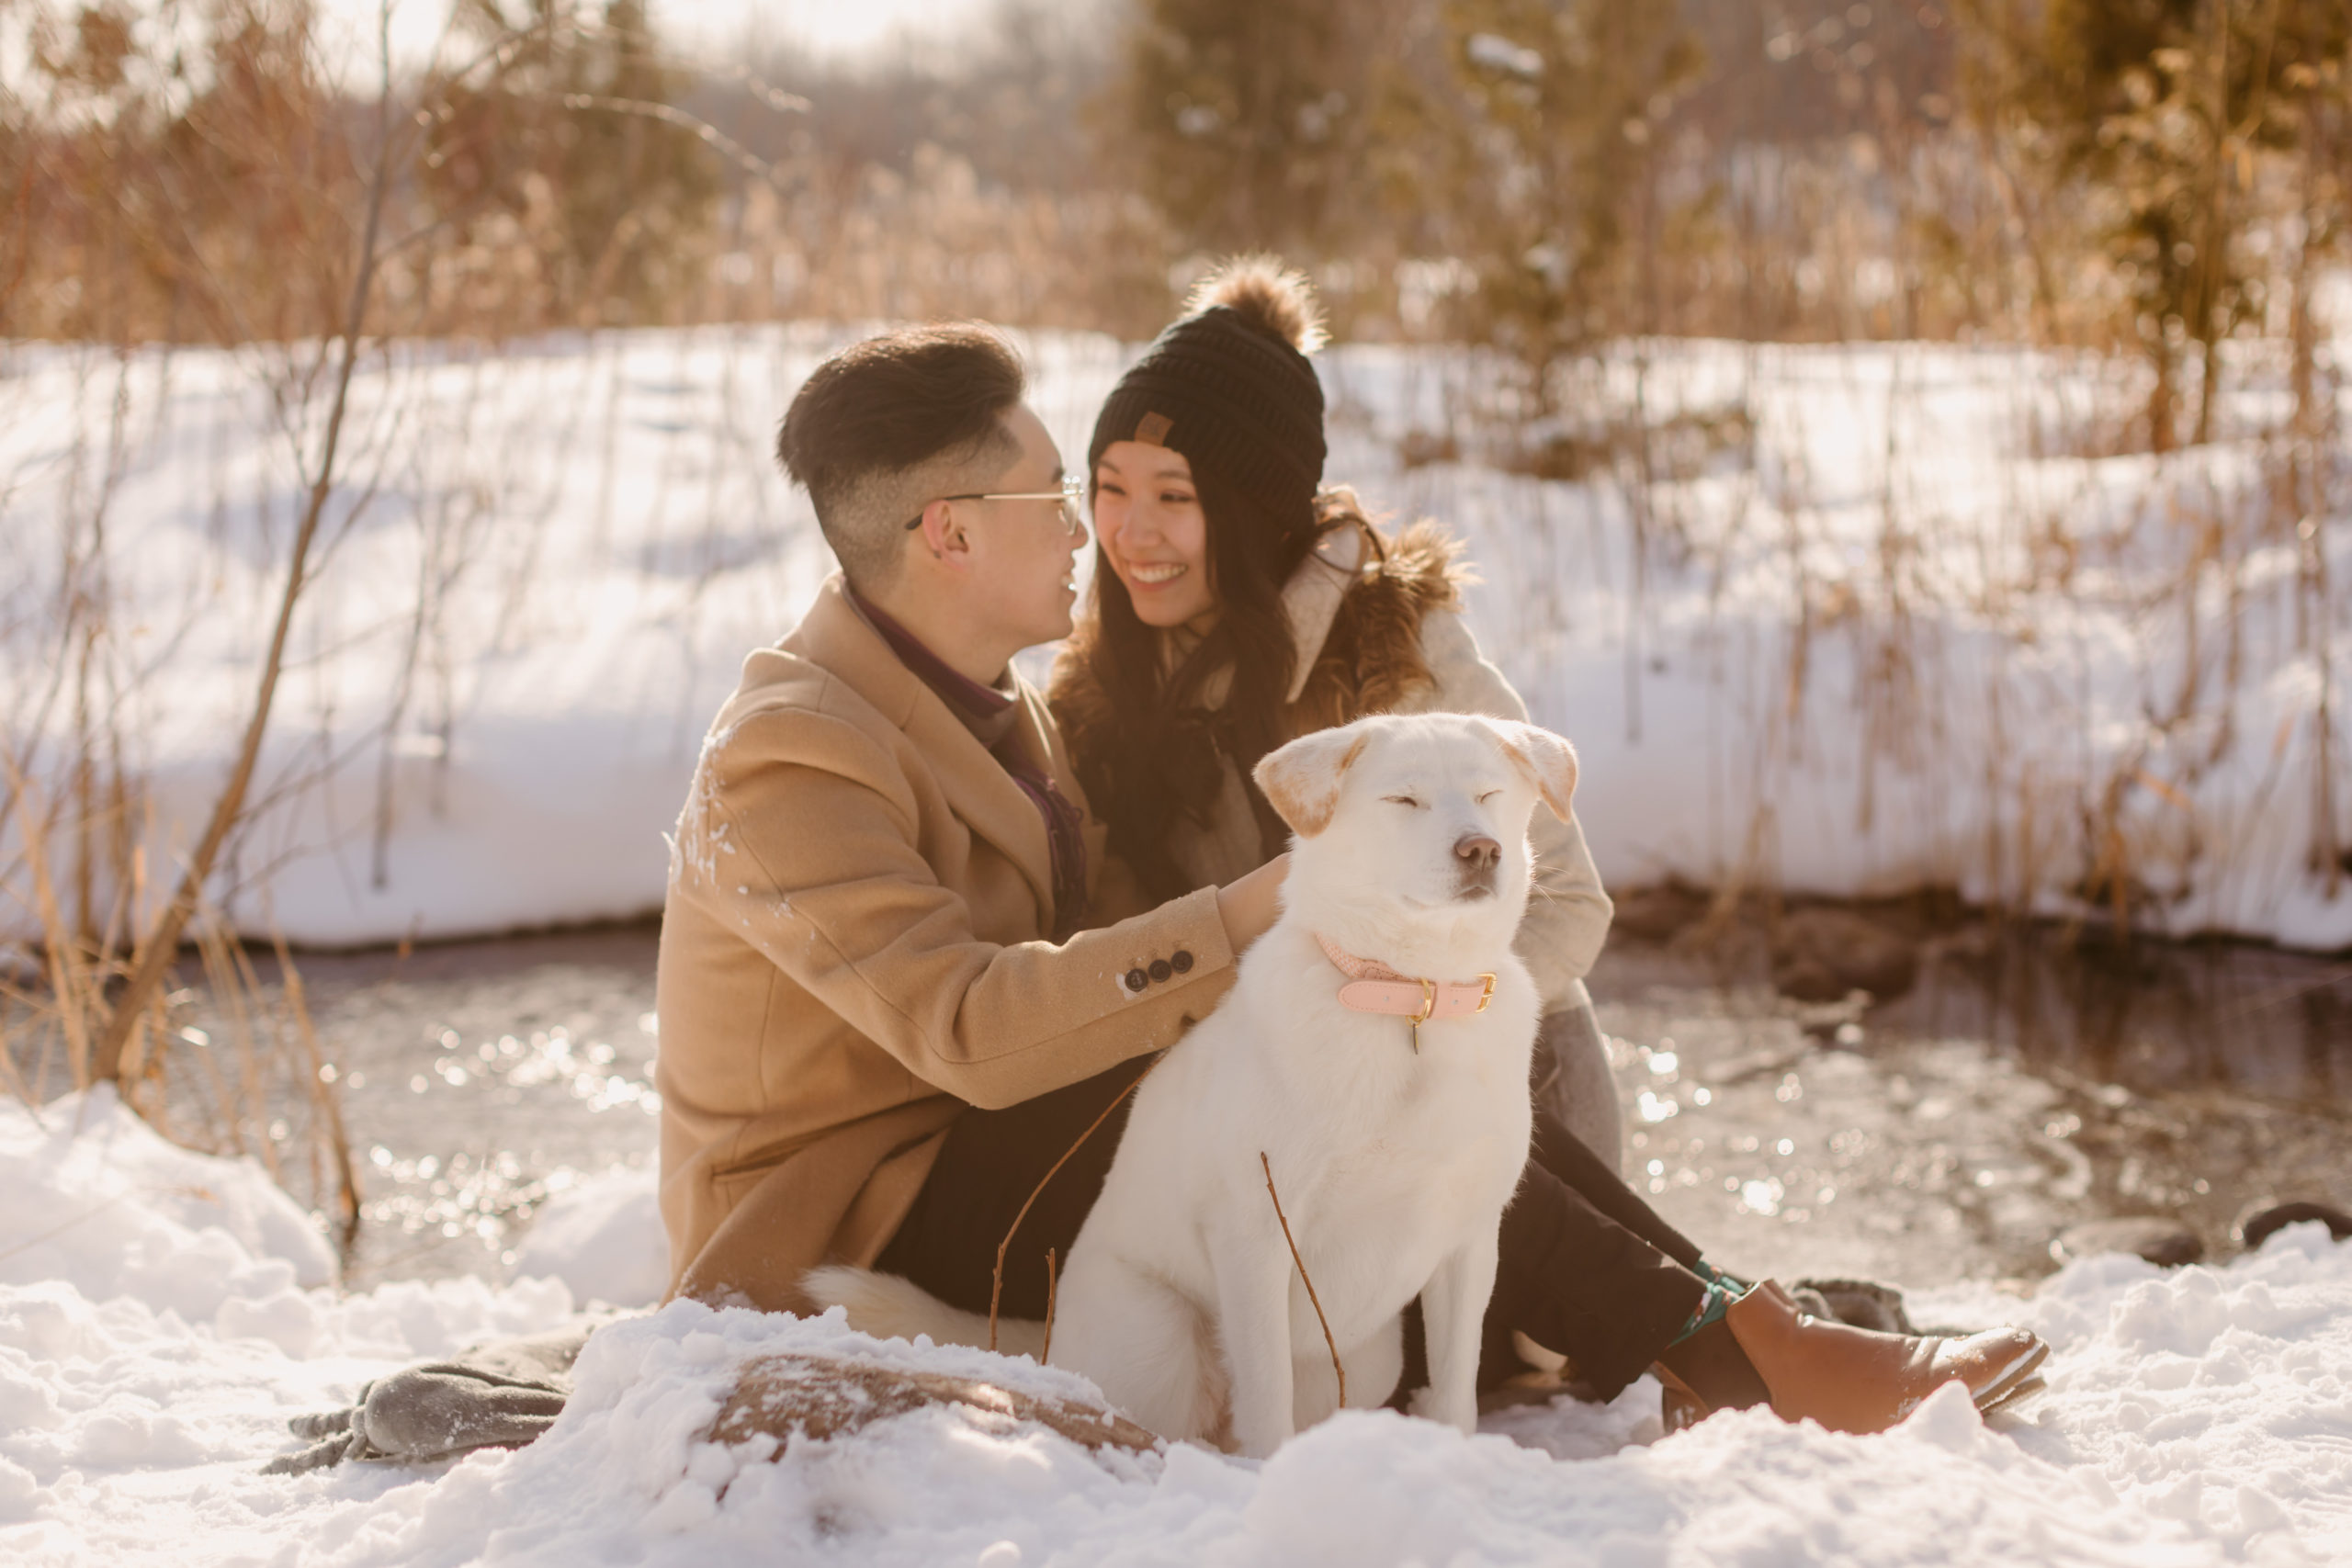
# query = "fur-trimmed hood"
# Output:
<box><xmin>1283</xmin><ymin>514</ymin><xmax>1469</xmax><ymax>736</ymax></box>
<box><xmin>1052</xmin><ymin>509</ymin><xmax>1471</xmax><ymax>772</ymax></box>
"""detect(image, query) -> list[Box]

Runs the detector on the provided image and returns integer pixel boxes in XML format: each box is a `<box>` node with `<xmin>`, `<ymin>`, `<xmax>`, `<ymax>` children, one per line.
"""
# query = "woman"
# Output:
<box><xmin>1048</xmin><ymin>257</ymin><xmax>2049</xmax><ymax>1430</ymax></box>
<box><xmin>1051</xmin><ymin>264</ymin><xmax>1619</xmax><ymax>1171</ymax></box>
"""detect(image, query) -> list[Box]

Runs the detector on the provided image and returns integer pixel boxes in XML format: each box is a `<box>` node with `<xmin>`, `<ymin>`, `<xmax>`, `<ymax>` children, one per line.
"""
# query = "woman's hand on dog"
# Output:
<box><xmin>1216</xmin><ymin>853</ymin><xmax>1290</xmax><ymax>952</ymax></box>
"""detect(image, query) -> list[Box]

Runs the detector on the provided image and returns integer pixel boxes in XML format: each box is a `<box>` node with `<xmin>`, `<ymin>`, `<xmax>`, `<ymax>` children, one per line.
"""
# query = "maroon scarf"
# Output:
<box><xmin>849</xmin><ymin>589</ymin><xmax>1089</xmax><ymax>940</ymax></box>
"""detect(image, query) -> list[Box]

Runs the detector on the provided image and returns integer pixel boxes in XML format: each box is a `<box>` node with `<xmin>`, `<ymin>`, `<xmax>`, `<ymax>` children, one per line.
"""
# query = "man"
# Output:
<box><xmin>654</xmin><ymin>324</ymin><xmax>1282</xmax><ymax>1314</ymax></box>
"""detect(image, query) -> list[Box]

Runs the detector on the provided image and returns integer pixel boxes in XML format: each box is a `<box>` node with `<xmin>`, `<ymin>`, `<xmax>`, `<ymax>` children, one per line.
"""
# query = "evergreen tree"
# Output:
<box><xmin>1961</xmin><ymin>0</ymin><xmax>2350</xmax><ymax>446</ymax></box>
<box><xmin>1112</xmin><ymin>0</ymin><xmax>1437</xmax><ymax>262</ymax></box>
<box><xmin>1439</xmin><ymin>0</ymin><xmax>1706</xmax><ymax>399</ymax></box>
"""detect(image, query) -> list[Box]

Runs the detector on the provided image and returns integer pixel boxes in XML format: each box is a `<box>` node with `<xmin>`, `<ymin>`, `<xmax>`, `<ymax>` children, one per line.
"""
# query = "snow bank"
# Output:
<box><xmin>0</xmin><ymin>1091</ymin><xmax>584</xmax><ymax>1563</ymax></box>
<box><xmin>304</xmin><ymin>1244</ymin><xmax>2346</xmax><ymax>1568</ymax></box>
<box><xmin>507</xmin><ymin>1163</ymin><xmax>667</xmax><ymax>1309</ymax></box>
<box><xmin>0</xmin><ymin>1088</ymin><xmax>336</xmax><ymax>1331</ymax></box>
<box><xmin>3</xmin><ymin>1112</ymin><xmax>2348</xmax><ymax>1566</ymax></box>
<box><xmin>1331</xmin><ymin>341</ymin><xmax>2352</xmax><ymax>951</ymax></box>
<box><xmin>8</xmin><ymin>327</ymin><xmax>2352</xmax><ymax>951</ymax></box>
<box><xmin>1935</xmin><ymin>1226</ymin><xmax>2352</xmax><ymax>1564</ymax></box>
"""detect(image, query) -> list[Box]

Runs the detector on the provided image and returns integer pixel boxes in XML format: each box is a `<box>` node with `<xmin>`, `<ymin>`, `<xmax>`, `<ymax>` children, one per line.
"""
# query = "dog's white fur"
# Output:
<box><xmin>807</xmin><ymin>712</ymin><xmax>1574</xmax><ymax>1457</ymax></box>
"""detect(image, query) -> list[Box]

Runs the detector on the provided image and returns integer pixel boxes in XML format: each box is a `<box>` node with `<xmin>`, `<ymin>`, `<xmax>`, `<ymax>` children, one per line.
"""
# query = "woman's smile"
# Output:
<box><xmin>1093</xmin><ymin>440</ymin><xmax>1214</xmax><ymax>626</ymax></box>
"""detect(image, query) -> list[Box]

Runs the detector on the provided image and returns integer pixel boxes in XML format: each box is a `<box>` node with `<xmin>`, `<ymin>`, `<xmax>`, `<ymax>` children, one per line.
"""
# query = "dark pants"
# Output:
<box><xmin>875</xmin><ymin>1055</ymin><xmax>1706</xmax><ymax>1402</ymax></box>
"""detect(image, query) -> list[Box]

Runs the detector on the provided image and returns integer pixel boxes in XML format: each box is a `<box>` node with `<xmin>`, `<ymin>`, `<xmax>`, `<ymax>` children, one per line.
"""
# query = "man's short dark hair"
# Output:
<box><xmin>775</xmin><ymin>324</ymin><xmax>1027</xmax><ymax>587</ymax></box>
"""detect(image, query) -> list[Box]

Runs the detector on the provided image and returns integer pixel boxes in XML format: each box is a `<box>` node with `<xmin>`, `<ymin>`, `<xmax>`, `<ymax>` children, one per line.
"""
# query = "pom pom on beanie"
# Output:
<box><xmin>1184</xmin><ymin>255</ymin><xmax>1329</xmax><ymax>355</ymax></box>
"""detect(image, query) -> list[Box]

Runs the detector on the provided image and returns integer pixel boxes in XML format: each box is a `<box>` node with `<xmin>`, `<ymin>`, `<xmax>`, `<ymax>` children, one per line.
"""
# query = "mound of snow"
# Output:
<box><xmin>0</xmin><ymin>1095</ymin><xmax>2346</xmax><ymax>1566</ymax></box>
<box><xmin>510</xmin><ymin>1164</ymin><xmax>668</xmax><ymax>1308</ymax></box>
<box><xmin>0</xmin><ymin>1095</ymin><xmax>588</xmax><ymax>1566</ymax></box>
<box><xmin>299</xmin><ymin>1257</ymin><xmax>2352</xmax><ymax>1568</ymax></box>
<box><xmin>0</xmin><ymin>1087</ymin><xmax>335</xmax><ymax>1327</ymax></box>
<box><xmin>1933</xmin><ymin>1221</ymin><xmax>2352</xmax><ymax>1562</ymax></box>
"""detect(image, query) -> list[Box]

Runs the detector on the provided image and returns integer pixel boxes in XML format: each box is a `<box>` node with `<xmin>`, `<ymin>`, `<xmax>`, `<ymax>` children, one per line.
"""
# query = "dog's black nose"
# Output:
<box><xmin>1454</xmin><ymin>834</ymin><xmax>1501</xmax><ymax>873</ymax></box>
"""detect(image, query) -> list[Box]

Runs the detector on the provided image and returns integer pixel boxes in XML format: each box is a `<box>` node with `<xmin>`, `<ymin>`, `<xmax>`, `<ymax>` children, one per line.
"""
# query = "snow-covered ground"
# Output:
<box><xmin>3</xmin><ymin>1088</ymin><xmax>2348</xmax><ymax>1566</ymax></box>
<box><xmin>6</xmin><ymin>320</ymin><xmax>2352</xmax><ymax>949</ymax></box>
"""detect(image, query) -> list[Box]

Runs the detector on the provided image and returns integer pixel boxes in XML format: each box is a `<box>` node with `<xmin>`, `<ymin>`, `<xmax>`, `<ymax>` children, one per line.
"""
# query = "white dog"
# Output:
<box><xmin>808</xmin><ymin>711</ymin><xmax>1577</xmax><ymax>1457</ymax></box>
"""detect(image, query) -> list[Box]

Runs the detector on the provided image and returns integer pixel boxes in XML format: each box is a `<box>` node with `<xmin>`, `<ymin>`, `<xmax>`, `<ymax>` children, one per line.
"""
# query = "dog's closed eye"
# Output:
<box><xmin>1476</xmin><ymin>789</ymin><xmax>1502</xmax><ymax>805</ymax></box>
<box><xmin>1382</xmin><ymin>795</ymin><xmax>1426</xmax><ymax>809</ymax></box>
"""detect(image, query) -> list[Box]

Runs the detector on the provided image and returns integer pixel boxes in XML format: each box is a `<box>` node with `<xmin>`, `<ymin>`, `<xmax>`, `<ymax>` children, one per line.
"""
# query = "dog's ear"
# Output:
<box><xmin>1486</xmin><ymin>720</ymin><xmax>1578</xmax><ymax>822</ymax></box>
<box><xmin>1253</xmin><ymin>725</ymin><xmax>1373</xmax><ymax>839</ymax></box>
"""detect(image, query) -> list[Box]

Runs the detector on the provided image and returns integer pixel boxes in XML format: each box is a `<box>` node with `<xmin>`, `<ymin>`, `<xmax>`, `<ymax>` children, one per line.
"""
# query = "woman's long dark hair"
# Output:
<box><xmin>1057</xmin><ymin>479</ymin><xmax>1380</xmax><ymax>904</ymax></box>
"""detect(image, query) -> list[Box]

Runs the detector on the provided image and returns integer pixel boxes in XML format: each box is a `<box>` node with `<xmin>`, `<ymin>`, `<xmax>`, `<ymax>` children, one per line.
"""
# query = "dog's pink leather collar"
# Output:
<box><xmin>1315</xmin><ymin>934</ymin><xmax>1497</xmax><ymax>1024</ymax></box>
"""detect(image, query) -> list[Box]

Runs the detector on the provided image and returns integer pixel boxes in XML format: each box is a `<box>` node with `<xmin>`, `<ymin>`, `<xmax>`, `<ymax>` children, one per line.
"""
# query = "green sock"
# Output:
<box><xmin>1669</xmin><ymin>1276</ymin><xmax>1738</xmax><ymax>1346</ymax></box>
<box><xmin>1692</xmin><ymin>1258</ymin><xmax>1752</xmax><ymax>1293</ymax></box>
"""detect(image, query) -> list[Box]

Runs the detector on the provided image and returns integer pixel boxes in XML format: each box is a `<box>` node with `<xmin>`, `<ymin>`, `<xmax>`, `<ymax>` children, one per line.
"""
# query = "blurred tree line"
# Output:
<box><xmin>2</xmin><ymin>0</ymin><xmax>2346</xmax><ymax>448</ymax></box>
<box><xmin>0</xmin><ymin>0</ymin><xmax>726</xmax><ymax>341</ymax></box>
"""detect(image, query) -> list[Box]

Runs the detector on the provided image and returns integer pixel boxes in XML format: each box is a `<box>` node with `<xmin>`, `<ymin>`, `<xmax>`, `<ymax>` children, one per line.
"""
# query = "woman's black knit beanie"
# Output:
<box><xmin>1088</xmin><ymin>257</ymin><xmax>1329</xmax><ymax>516</ymax></box>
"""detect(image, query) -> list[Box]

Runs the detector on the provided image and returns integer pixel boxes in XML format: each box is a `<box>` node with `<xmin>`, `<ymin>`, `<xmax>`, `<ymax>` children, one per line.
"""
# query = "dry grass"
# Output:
<box><xmin>0</xmin><ymin>755</ymin><xmax>362</xmax><ymax>1250</ymax></box>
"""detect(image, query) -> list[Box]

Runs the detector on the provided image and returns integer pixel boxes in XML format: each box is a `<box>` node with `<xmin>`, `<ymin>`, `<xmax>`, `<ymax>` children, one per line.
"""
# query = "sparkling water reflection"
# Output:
<box><xmin>84</xmin><ymin>910</ymin><xmax>2352</xmax><ymax>1293</ymax></box>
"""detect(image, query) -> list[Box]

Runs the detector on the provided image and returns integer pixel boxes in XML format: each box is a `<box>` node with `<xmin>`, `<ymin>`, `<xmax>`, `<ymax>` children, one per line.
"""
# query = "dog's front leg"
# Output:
<box><xmin>1412</xmin><ymin>1229</ymin><xmax>1501</xmax><ymax>1436</ymax></box>
<box><xmin>1210</xmin><ymin>1213</ymin><xmax>1300</xmax><ymax>1460</ymax></box>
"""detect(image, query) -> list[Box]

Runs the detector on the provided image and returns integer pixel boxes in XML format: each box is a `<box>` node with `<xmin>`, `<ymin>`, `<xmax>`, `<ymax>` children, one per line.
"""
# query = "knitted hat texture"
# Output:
<box><xmin>1089</xmin><ymin>258</ymin><xmax>1328</xmax><ymax>515</ymax></box>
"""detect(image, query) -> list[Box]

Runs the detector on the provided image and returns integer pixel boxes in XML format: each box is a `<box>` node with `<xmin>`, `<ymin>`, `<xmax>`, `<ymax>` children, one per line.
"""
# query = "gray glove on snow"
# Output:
<box><xmin>264</xmin><ymin>1318</ymin><xmax>623</xmax><ymax>1474</ymax></box>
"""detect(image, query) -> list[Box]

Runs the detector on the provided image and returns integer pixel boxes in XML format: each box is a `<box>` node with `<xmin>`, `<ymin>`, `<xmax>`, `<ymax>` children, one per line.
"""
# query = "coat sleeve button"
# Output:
<box><xmin>1149</xmin><ymin>959</ymin><xmax>1172</xmax><ymax>983</ymax></box>
<box><xmin>1124</xmin><ymin>967</ymin><xmax>1148</xmax><ymax>993</ymax></box>
<box><xmin>1170</xmin><ymin>950</ymin><xmax>1193</xmax><ymax>974</ymax></box>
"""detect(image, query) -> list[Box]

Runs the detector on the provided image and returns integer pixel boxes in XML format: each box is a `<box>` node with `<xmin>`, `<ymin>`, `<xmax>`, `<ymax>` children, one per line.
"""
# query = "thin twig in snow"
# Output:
<box><xmin>1261</xmin><ymin>1151</ymin><xmax>1344</xmax><ymax>1413</ymax></box>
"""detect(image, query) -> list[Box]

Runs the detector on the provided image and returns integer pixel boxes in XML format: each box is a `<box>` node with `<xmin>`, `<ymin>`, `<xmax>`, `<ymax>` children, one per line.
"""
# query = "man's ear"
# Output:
<box><xmin>1485</xmin><ymin>719</ymin><xmax>1578</xmax><ymax>822</ymax></box>
<box><xmin>914</xmin><ymin>499</ymin><xmax>972</xmax><ymax>565</ymax></box>
<box><xmin>1253</xmin><ymin>724</ymin><xmax>1373</xmax><ymax>839</ymax></box>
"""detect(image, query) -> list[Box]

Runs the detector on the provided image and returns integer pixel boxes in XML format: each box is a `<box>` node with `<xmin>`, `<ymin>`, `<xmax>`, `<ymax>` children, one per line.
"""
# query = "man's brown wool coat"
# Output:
<box><xmin>654</xmin><ymin>578</ymin><xmax>1235</xmax><ymax>1312</ymax></box>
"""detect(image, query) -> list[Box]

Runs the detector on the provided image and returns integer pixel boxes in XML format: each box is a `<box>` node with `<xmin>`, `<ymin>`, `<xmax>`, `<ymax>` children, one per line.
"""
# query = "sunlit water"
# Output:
<box><xmin>1607</xmin><ymin>923</ymin><xmax>2352</xmax><ymax>1291</ymax></box>
<box><xmin>40</xmin><ymin>913</ymin><xmax>2352</xmax><ymax>1295</ymax></box>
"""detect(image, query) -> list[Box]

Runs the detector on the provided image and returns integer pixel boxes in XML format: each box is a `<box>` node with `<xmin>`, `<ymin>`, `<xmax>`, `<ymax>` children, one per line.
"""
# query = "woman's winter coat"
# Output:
<box><xmin>1055</xmin><ymin>516</ymin><xmax>1613</xmax><ymax>1018</ymax></box>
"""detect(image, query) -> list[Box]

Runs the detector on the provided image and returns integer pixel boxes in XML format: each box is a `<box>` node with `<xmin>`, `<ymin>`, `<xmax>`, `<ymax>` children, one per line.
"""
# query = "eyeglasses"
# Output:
<box><xmin>904</xmin><ymin>474</ymin><xmax>1088</xmax><ymax>536</ymax></box>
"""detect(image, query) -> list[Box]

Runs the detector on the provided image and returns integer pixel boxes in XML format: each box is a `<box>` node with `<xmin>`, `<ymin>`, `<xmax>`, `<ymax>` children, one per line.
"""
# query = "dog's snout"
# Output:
<box><xmin>1454</xmin><ymin>834</ymin><xmax>1501</xmax><ymax>873</ymax></box>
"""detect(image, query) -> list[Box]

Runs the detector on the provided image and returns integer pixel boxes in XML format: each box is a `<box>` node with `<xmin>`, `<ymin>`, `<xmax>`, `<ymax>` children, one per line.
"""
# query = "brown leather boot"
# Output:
<box><xmin>1653</xmin><ymin>1280</ymin><xmax>2049</xmax><ymax>1436</ymax></box>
